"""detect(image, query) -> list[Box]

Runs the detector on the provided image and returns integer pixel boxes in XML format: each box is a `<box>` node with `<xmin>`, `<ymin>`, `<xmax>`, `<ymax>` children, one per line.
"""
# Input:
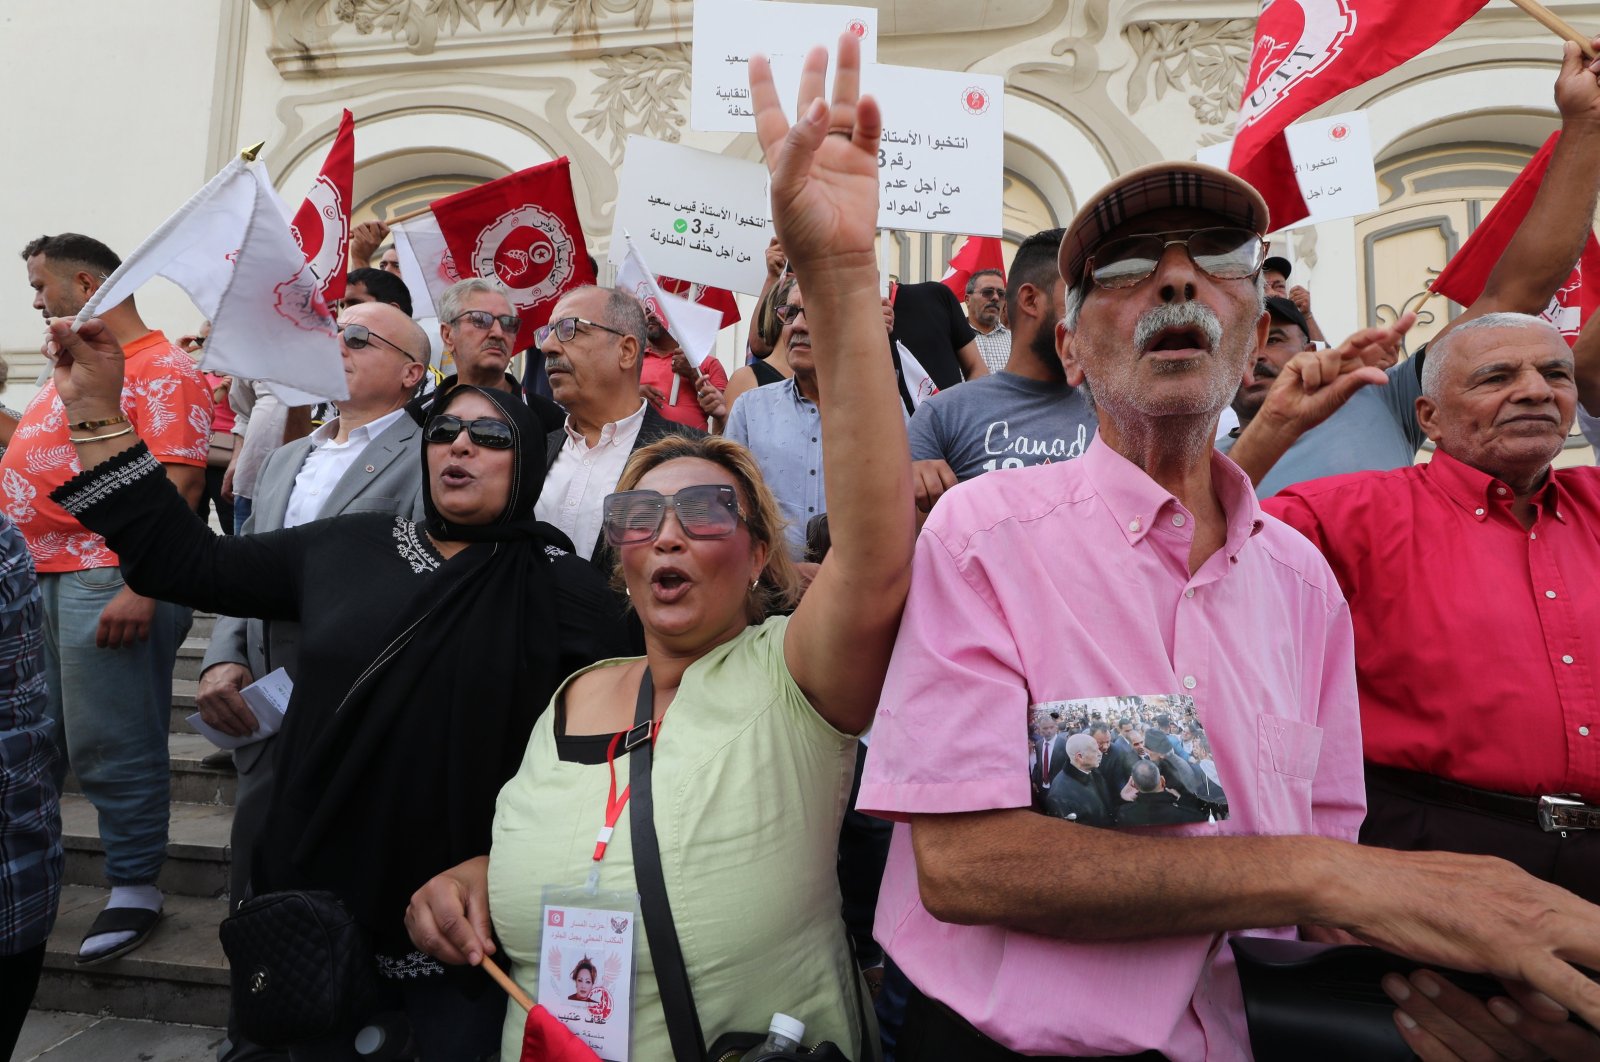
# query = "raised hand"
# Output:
<box><xmin>1256</xmin><ymin>311</ymin><xmax>1415</xmax><ymax>436</ymax></box>
<box><xmin>748</xmin><ymin>33</ymin><xmax>881</xmax><ymax>272</ymax></box>
<box><xmin>49</xmin><ymin>317</ymin><xmax>126</xmax><ymax>423</ymax></box>
<box><xmin>1554</xmin><ymin>37</ymin><xmax>1600</xmax><ymax>121</ymax></box>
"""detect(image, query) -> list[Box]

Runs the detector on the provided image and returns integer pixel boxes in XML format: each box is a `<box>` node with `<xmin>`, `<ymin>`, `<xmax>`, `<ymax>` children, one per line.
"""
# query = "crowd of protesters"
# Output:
<box><xmin>9</xmin><ymin>31</ymin><xmax>1600</xmax><ymax>1062</ymax></box>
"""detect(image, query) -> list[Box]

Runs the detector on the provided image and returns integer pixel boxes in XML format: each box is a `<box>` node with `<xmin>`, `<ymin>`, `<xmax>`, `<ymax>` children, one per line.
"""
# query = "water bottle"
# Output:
<box><xmin>749</xmin><ymin>1012</ymin><xmax>807</xmax><ymax>1057</ymax></box>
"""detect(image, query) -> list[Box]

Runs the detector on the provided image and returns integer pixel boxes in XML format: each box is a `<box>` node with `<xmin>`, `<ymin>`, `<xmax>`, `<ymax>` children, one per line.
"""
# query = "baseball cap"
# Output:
<box><xmin>1264</xmin><ymin>295</ymin><xmax>1310</xmax><ymax>336</ymax></box>
<box><xmin>1058</xmin><ymin>161</ymin><xmax>1271</xmax><ymax>288</ymax></box>
<box><xmin>1263</xmin><ymin>256</ymin><xmax>1293</xmax><ymax>279</ymax></box>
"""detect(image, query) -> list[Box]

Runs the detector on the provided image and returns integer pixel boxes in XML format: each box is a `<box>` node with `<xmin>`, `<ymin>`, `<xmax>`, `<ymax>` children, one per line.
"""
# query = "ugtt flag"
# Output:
<box><xmin>1231</xmin><ymin>0</ymin><xmax>1487</xmax><ymax>228</ymax></box>
<box><xmin>430</xmin><ymin>158</ymin><xmax>596</xmax><ymax>352</ymax></box>
<box><xmin>290</xmin><ymin>108</ymin><xmax>355</xmax><ymax>303</ymax></box>
<box><xmin>1430</xmin><ymin>132</ymin><xmax>1600</xmax><ymax>346</ymax></box>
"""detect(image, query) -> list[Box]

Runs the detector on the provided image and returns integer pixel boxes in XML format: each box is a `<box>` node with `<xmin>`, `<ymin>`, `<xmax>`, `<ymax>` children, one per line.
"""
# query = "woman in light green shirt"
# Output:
<box><xmin>404</xmin><ymin>39</ymin><xmax>914</xmax><ymax>1060</ymax></box>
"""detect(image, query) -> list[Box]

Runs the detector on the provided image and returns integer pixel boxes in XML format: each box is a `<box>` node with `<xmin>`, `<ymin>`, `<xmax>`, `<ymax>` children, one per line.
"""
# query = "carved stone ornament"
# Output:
<box><xmin>577</xmin><ymin>46</ymin><xmax>689</xmax><ymax>164</ymax></box>
<box><xmin>261</xmin><ymin>0</ymin><xmax>656</xmax><ymax>55</ymax></box>
<box><xmin>1123</xmin><ymin>19</ymin><xmax>1255</xmax><ymax>126</ymax></box>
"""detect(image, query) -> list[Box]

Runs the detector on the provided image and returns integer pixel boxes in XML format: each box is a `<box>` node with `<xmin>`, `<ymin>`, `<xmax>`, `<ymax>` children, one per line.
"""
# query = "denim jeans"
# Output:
<box><xmin>234</xmin><ymin>495</ymin><xmax>254</xmax><ymax>536</ymax></box>
<box><xmin>40</xmin><ymin>567</ymin><xmax>191</xmax><ymax>885</ymax></box>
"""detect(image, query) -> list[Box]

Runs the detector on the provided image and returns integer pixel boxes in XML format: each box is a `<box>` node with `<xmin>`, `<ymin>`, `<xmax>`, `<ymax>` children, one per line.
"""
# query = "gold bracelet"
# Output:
<box><xmin>68</xmin><ymin>415</ymin><xmax>128</xmax><ymax>432</ymax></box>
<box><xmin>68</xmin><ymin>426</ymin><xmax>135</xmax><ymax>444</ymax></box>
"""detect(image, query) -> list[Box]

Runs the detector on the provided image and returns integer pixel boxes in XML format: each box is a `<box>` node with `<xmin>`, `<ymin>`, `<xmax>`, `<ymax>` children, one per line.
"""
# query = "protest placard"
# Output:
<box><xmin>862</xmin><ymin>63</ymin><xmax>1005</xmax><ymax>236</ymax></box>
<box><xmin>1199</xmin><ymin>111</ymin><xmax>1379</xmax><ymax>231</ymax></box>
<box><xmin>690</xmin><ymin>0</ymin><xmax>878</xmax><ymax>133</ymax></box>
<box><xmin>610</xmin><ymin>135</ymin><xmax>773</xmax><ymax>294</ymax></box>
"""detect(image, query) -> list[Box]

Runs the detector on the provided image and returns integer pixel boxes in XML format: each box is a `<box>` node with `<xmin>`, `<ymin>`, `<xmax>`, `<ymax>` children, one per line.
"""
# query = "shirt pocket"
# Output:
<box><xmin>1257</xmin><ymin>713</ymin><xmax>1323</xmax><ymax>823</ymax></box>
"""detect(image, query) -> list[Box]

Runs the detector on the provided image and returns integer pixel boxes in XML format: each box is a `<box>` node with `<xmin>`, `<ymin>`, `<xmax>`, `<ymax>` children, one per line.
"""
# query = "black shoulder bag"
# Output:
<box><xmin>628</xmin><ymin>670</ymin><xmax>874</xmax><ymax>1062</ymax></box>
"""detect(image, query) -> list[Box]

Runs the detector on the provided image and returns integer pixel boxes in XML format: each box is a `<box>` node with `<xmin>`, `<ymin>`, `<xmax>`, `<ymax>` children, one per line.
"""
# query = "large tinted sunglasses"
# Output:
<box><xmin>450</xmin><ymin>309</ymin><xmax>522</xmax><ymax>333</ymax></box>
<box><xmin>1085</xmin><ymin>226</ymin><xmax>1266</xmax><ymax>290</ymax></box>
<box><xmin>602</xmin><ymin>485</ymin><xmax>745</xmax><ymax>547</ymax></box>
<box><xmin>423</xmin><ymin>414</ymin><xmax>515</xmax><ymax>449</ymax></box>
<box><xmin>339</xmin><ymin>323</ymin><xmax>416</xmax><ymax>362</ymax></box>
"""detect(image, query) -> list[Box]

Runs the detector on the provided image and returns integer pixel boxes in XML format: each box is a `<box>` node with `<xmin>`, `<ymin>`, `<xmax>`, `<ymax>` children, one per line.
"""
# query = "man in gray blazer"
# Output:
<box><xmin>196</xmin><ymin>301</ymin><xmax>430</xmax><ymax>910</ymax></box>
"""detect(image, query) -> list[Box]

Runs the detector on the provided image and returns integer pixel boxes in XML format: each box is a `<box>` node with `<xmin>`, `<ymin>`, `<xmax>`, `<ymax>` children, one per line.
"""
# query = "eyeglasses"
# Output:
<box><xmin>535</xmin><ymin>316</ymin><xmax>628</xmax><ymax>347</ymax></box>
<box><xmin>449</xmin><ymin>309</ymin><xmax>522</xmax><ymax>334</ymax></box>
<box><xmin>422</xmin><ymin>414</ymin><xmax>515</xmax><ymax>449</ymax></box>
<box><xmin>339</xmin><ymin>323</ymin><xmax>417</xmax><ymax>362</ymax></box>
<box><xmin>773</xmin><ymin>304</ymin><xmax>808</xmax><ymax>326</ymax></box>
<box><xmin>602</xmin><ymin>485</ymin><xmax>745</xmax><ymax>546</ymax></box>
<box><xmin>1084</xmin><ymin>227</ymin><xmax>1267</xmax><ymax>290</ymax></box>
<box><xmin>971</xmin><ymin>286</ymin><xmax>1005</xmax><ymax>300</ymax></box>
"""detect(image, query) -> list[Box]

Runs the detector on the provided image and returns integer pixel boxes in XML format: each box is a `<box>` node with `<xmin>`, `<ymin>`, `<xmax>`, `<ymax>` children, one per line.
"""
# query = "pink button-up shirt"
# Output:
<box><xmin>859</xmin><ymin>436</ymin><xmax>1366</xmax><ymax>1059</ymax></box>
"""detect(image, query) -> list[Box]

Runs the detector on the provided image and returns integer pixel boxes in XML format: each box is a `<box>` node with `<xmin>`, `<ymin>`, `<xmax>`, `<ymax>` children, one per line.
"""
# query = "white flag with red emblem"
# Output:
<box><xmin>290</xmin><ymin>108</ymin><xmax>355</xmax><ymax>303</ymax></box>
<box><xmin>390</xmin><ymin>213</ymin><xmax>461</xmax><ymax>322</ymax></box>
<box><xmin>614</xmin><ymin>235</ymin><xmax>722</xmax><ymax>367</ymax></box>
<box><xmin>74</xmin><ymin>158</ymin><xmax>347</xmax><ymax>403</ymax></box>
<box><xmin>896</xmin><ymin>340</ymin><xmax>938</xmax><ymax>409</ymax></box>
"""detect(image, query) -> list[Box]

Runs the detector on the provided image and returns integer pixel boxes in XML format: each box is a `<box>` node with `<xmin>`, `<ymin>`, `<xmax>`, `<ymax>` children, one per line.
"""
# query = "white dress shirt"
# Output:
<box><xmin>535</xmin><ymin>402</ymin><xmax>648</xmax><ymax>559</ymax></box>
<box><xmin>282</xmin><ymin>407</ymin><xmax>408</xmax><ymax>529</ymax></box>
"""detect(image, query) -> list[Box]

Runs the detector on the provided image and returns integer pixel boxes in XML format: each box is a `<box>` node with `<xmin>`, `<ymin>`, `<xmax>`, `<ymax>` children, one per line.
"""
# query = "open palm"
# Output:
<box><xmin>749</xmin><ymin>34</ymin><xmax>882</xmax><ymax>270</ymax></box>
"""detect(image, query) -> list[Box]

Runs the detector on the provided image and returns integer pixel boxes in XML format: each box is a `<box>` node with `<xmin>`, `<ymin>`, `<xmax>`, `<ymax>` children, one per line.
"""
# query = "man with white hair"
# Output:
<box><xmin>1043</xmin><ymin>732</ymin><xmax>1111</xmax><ymax>827</ymax></box>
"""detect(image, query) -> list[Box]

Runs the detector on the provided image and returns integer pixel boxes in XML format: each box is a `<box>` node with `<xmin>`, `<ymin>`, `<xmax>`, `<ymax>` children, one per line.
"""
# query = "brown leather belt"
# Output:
<box><xmin>1366</xmin><ymin>764</ymin><xmax>1600</xmax><ymax>832</ymax></box>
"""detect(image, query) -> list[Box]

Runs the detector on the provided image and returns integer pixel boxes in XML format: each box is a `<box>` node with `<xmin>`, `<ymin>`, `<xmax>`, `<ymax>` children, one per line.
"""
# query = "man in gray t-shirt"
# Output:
<box><xmin>910</xmin><ymin>227</ymin><xmax>1097</xmax><ymax>511</ymax></box>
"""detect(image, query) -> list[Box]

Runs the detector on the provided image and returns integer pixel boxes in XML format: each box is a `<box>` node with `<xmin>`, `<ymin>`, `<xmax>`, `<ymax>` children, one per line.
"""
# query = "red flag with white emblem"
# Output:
<box><xmin>1231</xmin><ymin>0</ymin><xmax>1487</xmax><ymax>229</ymax></box>
<box><xmin>656</xmin><ymin>275</ymin><xmax>741</xmax><ymax>330</ymax></box>
<box><xmin>940</xmin><ymin>236</ymin><xmax>1006</xmax><ymax>302</ymax></box>
<box><xmin>430</xmin><ymin>158</ymin><xmax>597</xmax><ymax>351</ymax></box>
<box><xmin>1430</xmin><ymin>132</ymin><xmax>1600</xmax><ymax>346</ymax></box>
<box><xmin>290</xmin><ymin>108</ymin><xmax>355</xmax><ymax>303</ymax></box>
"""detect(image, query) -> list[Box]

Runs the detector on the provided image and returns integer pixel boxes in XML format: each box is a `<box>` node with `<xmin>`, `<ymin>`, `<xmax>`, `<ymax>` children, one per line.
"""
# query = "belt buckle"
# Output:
<box><xmin>1538</xmin><ymin>794</ymin><xmax>1595</xmax><ymax>831</ymax></box>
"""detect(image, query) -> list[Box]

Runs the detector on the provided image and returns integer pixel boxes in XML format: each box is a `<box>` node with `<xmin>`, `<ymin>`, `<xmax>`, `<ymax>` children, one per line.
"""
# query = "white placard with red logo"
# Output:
<box><xmin>610</xmin><ymin>136</ymin><xmax>774</xmax><ymax>295</ymax></box>
<box><xmin>690</xmin><ymin>0</ymin><xmax>877</xmax><ymax>133</ymax></box>
<box><xmin>860</xmin><ymin>63</ymin><xmax>1005</xmax><ymax>236</ymax></box>
<box><xmin>538</xmin><ymin>900</ymin><xmax>637</xmax><ymax>1061</ymax></box>
<box><xmin>1199</xmin><ymin>110</ymin><xmax>1378</xmax><ymax>232</ymax></box>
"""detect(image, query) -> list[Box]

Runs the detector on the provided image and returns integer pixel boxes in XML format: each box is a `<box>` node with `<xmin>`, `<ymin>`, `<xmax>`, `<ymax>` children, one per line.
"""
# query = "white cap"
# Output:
<box><xmin>769</xmin><ymin>1012</ymin><xmax>807</xmax><ymax>1043</ymax></box>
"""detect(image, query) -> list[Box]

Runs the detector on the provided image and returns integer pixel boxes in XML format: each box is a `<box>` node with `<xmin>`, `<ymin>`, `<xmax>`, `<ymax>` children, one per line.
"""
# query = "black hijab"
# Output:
<box><xmin>257</xmin><ymin>386</ymin><xmax>572</xmax><ymax>954</ymax></box>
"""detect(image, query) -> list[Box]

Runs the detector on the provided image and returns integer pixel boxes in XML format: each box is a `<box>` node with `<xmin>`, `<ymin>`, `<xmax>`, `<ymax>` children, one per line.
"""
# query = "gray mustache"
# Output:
<box><xmin>1133</xmin><ymin>302</ymin><xmax>1223</xmax><ymax>352</ymax></box>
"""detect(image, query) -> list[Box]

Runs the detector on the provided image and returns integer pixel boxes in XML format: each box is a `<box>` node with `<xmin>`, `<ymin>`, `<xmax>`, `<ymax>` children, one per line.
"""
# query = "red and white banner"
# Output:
<box><xmin>76</xmin><ymin>158</ymin><xmax>347</xmax><ymax>403</ymax></box>
<box><xmin>1430</xmin><ymin>132</ymin><xmax>1600</xmax><ymax>346</ymax></box>
<box><xmin>615</xmin><ymin>237</ymin><xmax>722</xmax><ymax>366</ymax></box>
<box><xmin>940</xmin><ymin>235</ymin><xmax>1006</xmax><ymax>302</ymax></box>
<box><xmin>657</xmin><ymin>275</ymin><xmax>741</xmax><ymax>330</ymax></box>
<box><xmin>1231</xmin><ymin>0</ymin><xmax>1486</xmax><ymax>229</ymax></box>
<box><xmin>430</xmin><ymin>158</ymin><xmax>596</xmax><ymax>351</ymax></box>
<box><xmin>290</xmin><ymin>108</ymin><xmax>355</xmax><ymax>303</ymax></box>
<box><xmin>390</xmin><ymin>213</ymin><xmax>461</xmax><ymax>322</ymax></box>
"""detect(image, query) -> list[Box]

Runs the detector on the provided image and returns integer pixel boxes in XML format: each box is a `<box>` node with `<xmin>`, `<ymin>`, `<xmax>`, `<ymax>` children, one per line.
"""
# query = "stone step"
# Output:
<box><xmin>60</xmin><ymin>792</ymin><xmax>233</xmax><ymax>900</ymax></box>
<box><xmin>65</xmin><ymin>732</ymin><xmax>237</xmax><ymax>806</ymax></box>
<box><xmin>174</xmin><ymin>635</ymin><xmax>211</xmax><ymax>684</ymax></box>
<box><xmin>14</xmin><ymin>1012</ymin><xmax>226</xmax><ymax>1062</ymax></box>
<box><xmin>32</xmin><ymin>884</ymin><xmax>231</xmax><ymax>1030</ymax></box>
<box><xmin>190</xmin><ymin>611</ymin><xmax>216</xmax><ymax>642</ymax></box>
<box><xmin>170</xmin><ymin>678</ymin><xmax>199</xmax><ymax>734</ymax></box>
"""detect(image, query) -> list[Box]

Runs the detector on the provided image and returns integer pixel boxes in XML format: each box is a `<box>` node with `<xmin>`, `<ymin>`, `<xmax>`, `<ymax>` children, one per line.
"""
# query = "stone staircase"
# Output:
<box><xmin>30</xmin><ymin>613</ymin><xmax>236</xmax><ymax>1031</ymax></box>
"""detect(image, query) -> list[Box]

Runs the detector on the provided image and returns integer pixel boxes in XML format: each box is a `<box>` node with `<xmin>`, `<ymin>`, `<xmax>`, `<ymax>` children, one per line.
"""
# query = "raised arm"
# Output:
<box><xmin>750</xmin><ymin>37</ymin><xmax>915</xmax><ymax>733</ymax></box>
<box><xmin>44</xmin><ymin>317</ymin><xmax>305</xmax><ymax>621</ymax></box>
<box><xmin>1436</xmin><ymin>39</ymin><xmax>1600</xmax><ymax>343</ymax></box>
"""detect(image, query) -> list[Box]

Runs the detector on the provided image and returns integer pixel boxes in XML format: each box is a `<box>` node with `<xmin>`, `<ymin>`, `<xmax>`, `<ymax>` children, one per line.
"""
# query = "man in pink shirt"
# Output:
<box><xmin>858</xmin><ymin>162</ymin><xmax>1600</xmax><ymax>1060</ymax></box>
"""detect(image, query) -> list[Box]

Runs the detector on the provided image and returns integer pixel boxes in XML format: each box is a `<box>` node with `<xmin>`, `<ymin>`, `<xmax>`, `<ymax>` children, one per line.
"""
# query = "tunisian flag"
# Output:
<box><xmin>430</xmin><ymin>158</ymin><xmax>597</xmax><ymax>351</ymax></box>
<box><xmin>290</xmin><ymin>108</ymin><xmax>355</xmax><ymax>303</ymax></box>
<box><xmin>940</xmin><ymin>236</ymin><xmax>1006</xmax><ymax>302</ymax></box>
<box><xmin>1430</xmin><ymin>132</ymin><xmax>1600</xmax><ymax>346</ymax></box>
<box><xmin>657</xmin><ymin>275</ymin><xmax>741</xmax><ymax>330</ymax></box>
<box><xmin>1232</xmin><ymin>0</ymin><xmax>1487</xmax><ymax>229</ymax></box>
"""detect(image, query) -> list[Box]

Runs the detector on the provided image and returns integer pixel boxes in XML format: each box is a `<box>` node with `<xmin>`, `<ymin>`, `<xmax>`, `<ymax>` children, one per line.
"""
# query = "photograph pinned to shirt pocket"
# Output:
<box><xmin>1027</xmin><ymin>694</ymin><xmax>1229</xmax><ymax>829</ymax></box>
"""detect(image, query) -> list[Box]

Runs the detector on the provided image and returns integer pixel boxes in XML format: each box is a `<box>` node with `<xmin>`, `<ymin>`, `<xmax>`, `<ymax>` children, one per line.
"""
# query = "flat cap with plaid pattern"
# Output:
<box><xmin>1058</xmin><ymin>162</ymin><xmax>1270</xmax><ymax>288</ymax></box>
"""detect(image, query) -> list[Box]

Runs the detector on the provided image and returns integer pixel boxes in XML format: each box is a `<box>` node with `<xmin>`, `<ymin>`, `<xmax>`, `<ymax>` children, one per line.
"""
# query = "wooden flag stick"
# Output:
<box><xmin>480</xmin><ymin>955</ymin><xmax>534</xmax><ymax>1013</ymax></box>
<box><xmin>1505</xmin><ymin>0</ymin><xmax>1597</xmax><ymax>58</ymax></box>
<box><xmin>385</xmin><ymin>202</ymin><xmax>435</xmax><ymax>226</ymax></box>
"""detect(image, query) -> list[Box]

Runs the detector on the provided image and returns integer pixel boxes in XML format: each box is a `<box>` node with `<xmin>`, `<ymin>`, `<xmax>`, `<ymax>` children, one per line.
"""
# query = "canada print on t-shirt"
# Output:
<box><xmin>1027</xmin><ymin>694</ymin><xmax>1229</xmax><ymax>828</ymax></box>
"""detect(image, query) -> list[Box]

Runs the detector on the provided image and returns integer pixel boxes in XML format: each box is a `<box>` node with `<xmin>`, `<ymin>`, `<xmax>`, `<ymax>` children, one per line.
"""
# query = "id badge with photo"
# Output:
<box><xmin>536</xmin><ymin>884</ymin><xmax>641</xmax><ymax>1062</ymax></box>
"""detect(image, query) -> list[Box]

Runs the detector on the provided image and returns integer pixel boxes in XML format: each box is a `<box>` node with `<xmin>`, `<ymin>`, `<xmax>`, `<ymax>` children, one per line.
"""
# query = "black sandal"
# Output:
<box><xmin>75</xmin><ymin>905</ymin><xmax>162</xmax><ymax>967</ymax></box>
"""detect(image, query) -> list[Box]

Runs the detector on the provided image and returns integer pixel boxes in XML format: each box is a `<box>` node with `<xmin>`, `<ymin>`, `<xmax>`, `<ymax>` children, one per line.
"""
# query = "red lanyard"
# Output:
<box><xmin>591</xmin><ymin>711</ymin><xmax>667</xmax><ymax>863</ymax></box>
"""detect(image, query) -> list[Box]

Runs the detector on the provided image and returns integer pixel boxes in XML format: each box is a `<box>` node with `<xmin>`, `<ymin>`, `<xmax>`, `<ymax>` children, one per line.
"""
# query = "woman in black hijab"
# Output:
<box><xmin>45</xmin><ymin>327</ymin><xmax>625</xmax><ymax>1058</ymax></box>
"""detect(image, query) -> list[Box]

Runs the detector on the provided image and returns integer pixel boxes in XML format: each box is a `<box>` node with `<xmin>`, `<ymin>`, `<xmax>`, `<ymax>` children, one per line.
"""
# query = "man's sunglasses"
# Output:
<box><xmin>339</xmin><ymin>323</ymin><xmax>416</xmax><ymax>362</ymax></box>
<box><xmin>1084</xmin><ymin>227</ymin><xmax>1267</xmax><ymax>290</ymax></box>
<box><xmin>450</xmin><ymin>309</ymin><xmax>522</xmax><ymax>333</ymax></box>
<box><xmin>602</xmin><ymin>485</ymin><xmax>745</xmax><ymax>546</ymax></box>
<box><xmin>535</xmin><ymin>315</ymin><xmax>629</xmax><ymax>347</ymax></box>
<box><xmin>423</xmin><ymin>414</ymin><xmax>515</xmax><ymax>449</ymax></box>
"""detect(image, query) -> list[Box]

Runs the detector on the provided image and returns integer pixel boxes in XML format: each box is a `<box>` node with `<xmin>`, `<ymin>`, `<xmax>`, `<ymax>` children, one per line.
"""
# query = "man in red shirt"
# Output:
<box><xmin>637</xmin><ymin>307</ymin><xmax>729</xmax><ymax>432</ymax></box>
<box><xmin>12</xmin><ymin>234</ymin><xmax>209</xmax><ymax>964</ymax></box>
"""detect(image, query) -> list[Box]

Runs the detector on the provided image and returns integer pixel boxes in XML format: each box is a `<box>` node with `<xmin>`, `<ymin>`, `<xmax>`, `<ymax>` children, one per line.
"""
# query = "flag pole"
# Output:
<box><xmin>386</xmin><ymin>202</ymin><xmax>435</xmax><ymax>226</ymax></box>
<box><xmin>1504</xmin><ymin>0</ymin><xmax>1596</xmax><ymax>57</ymax></box>
<box><xmin>240</xmin><ymin>141</ymin><xmax>266</xmax><ymax>162</ymax></box>
<box><xmin>480</xmin><ymin>955</ymin><xmax>534</xmax><ymax>1013</ymax></box>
